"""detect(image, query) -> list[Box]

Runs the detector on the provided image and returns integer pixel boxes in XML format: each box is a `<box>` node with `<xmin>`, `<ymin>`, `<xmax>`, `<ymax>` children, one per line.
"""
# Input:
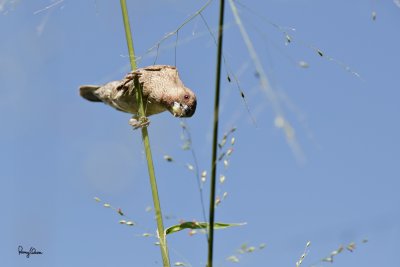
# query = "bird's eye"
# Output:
<box><xmin>184</xmin><ymin>95</ymin><xmax>190</xmax><ymax>100</ymax></box>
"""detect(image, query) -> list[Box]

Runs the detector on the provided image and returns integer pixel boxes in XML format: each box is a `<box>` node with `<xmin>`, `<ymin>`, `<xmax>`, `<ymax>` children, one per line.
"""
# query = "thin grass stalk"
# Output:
<box><xmin>119</xmin><ymin>1</ymin><xmax>170</xmax><ymax>266</ymax></box>
<box><xmin>208</xmin><ymin>0</ymin><xmax>225</xmax><ymax>266</ymax></box>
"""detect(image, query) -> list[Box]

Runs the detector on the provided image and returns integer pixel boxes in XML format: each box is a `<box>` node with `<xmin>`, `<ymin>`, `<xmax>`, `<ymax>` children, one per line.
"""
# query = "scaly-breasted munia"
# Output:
<box><xmin>80</xmin><ymin>65</ymin><xmax>196</xmax><ymax>128</ymax></box>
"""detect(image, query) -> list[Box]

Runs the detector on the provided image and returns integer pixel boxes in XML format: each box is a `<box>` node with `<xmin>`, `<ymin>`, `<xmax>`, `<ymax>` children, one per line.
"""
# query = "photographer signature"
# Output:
<box><xmin>18</xmin><ymin>246</ymin><xmax>43</xmax><ymax>258</ymax></box>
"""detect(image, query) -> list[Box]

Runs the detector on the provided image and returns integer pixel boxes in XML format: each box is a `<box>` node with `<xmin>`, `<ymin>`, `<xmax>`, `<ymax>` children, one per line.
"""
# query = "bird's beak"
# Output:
<box><xmin>183</xmin><ymin>100</ymin><xmax>196</xmax><ymax>117</ymax></box>
<box><xmin>171</xmin><ymin>101</ymin><xmax>196</xmax><ymax>117</ymax></box>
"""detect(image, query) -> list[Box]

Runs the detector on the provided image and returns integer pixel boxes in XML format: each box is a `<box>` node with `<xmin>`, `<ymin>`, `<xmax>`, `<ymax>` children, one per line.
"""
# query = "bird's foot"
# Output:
<box><xmin>129</xmin><ymin>116</ymin><xmax>150</xmax><ymax>130</ymax></box>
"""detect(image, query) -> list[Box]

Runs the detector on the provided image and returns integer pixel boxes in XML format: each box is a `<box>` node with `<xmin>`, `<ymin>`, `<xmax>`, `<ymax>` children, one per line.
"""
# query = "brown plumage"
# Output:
<box><xmin>79</xmin><ymin>65</ymin><xmax>197</xmax><ymax>118</ymax></box>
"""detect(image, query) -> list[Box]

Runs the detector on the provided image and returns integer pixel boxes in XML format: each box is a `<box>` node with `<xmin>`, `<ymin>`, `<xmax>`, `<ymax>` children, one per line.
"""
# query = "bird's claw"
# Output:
<box><xmin>129</xmin><ymin>116</ymin><xmax>150</xmax><ymax>130</ymax></box>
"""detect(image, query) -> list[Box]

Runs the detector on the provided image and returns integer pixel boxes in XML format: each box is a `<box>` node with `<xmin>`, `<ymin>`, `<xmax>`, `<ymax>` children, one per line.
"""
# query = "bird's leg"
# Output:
<box><xmin>124</xmin><ymin>70</ymin><xmax>149</xmax><ymax>130</ymax></box>
<box><xmin>129</xmin><ymin>115</ymin><xmax>150</xmax><ymax>130</ymax></box>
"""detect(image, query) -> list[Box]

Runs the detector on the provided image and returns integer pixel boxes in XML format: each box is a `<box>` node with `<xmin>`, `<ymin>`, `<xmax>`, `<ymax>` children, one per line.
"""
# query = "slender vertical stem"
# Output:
<box><xmin>208</xmin><ymin>0</ymin><xmax>225</xmax><ymax>266</ymax></box>
<box><xmin>119</xmin><ymin>1</ymin><xmax>170</xmax><ymax>266</ymax></box>
<box><xmin>120</xmin><ymin>0</ymin><xmax>137</xmax><ymax>71</ymax></box>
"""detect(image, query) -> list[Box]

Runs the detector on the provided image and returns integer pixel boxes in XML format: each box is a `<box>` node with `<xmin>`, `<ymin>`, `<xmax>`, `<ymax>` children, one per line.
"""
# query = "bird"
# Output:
<box><xmin>79</xmin><ymin>65</ymin><xmax>197</xmax><ymax>128</ymax></box>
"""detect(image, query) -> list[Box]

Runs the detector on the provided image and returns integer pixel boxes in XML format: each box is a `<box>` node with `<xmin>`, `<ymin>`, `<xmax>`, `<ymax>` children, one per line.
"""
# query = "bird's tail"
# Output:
<box><xmin>79</xmin><ymin>85</ymin><xmax>101</xmax><ymax>102</ymax></box>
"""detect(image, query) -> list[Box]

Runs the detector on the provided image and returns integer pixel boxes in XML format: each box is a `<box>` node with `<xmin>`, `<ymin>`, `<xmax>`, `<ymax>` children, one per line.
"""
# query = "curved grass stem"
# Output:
<box><xmin>120</xmin><ymin>1</ymin><xmax>170</xmax><ymax>266</ymax></box>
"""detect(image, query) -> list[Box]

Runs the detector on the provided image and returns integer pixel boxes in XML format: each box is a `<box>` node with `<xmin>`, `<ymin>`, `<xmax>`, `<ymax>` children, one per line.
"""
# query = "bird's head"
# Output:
<box><xmin>168</xmin><ymin>88</ymin><xmax>197</xmax><ymax>118</ymax></box>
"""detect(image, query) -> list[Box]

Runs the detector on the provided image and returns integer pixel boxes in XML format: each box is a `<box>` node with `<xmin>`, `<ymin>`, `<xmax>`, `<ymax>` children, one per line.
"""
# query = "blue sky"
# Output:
<box><xmin>2</xmin><ymin>0</ymin><xmax>400</xmax><ymax>266</ymax></box>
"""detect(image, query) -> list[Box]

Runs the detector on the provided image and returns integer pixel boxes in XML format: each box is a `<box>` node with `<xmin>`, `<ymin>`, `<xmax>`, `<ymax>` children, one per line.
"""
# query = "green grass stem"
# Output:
<box><xmin>119</xmin><ymin>1</ymin><xmax>170</xmax><ymax>266</ymax></box>
<box><xmin>208</xmin><ymin>0</ymin><xmax>226</xmax><ymax>266</ymax></box>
